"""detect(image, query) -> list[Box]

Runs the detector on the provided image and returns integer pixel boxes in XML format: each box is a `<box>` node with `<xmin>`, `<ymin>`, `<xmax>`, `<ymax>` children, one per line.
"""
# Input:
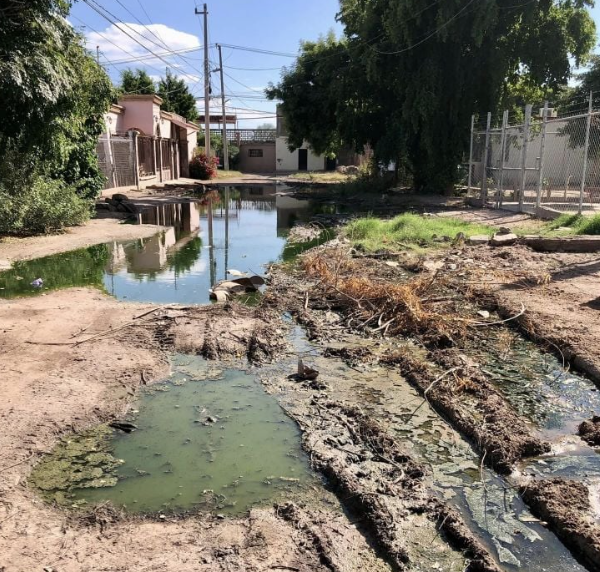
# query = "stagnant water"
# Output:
<box><xmin>283</xmin><ymin>328</ymin><xmax>588</xmax><ymax>572</ymax></box>
<box><xmin>33</xmin><ymin>355</ymin><xmax>316</xmax><ymax>515</ymax></box>
<box><xmin>0</xmin><ymin>185</ymin><xmax>329</xmax><ymax>304</ymax></box>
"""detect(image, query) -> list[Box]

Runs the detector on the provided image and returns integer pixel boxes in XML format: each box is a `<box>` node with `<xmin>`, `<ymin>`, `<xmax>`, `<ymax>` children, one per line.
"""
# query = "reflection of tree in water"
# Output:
<box><xmin>0</xmin><ymin>244</ymin><xmax>110</xmax><ymax>298</ymax></box>
<box><xmin>168</xmin><ymin>237</ymin><xmax>203</xmax><ymax>275</ymax></box>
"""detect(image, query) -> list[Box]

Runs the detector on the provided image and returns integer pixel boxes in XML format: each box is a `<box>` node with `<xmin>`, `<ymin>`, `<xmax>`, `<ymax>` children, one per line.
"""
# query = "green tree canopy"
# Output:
<box><xmin>268</xmin><ymin>1</ymin><xmax>596</xmax><ymax>191</ymax></box>
<box><xmin>120</xmin><ymin>68</ymin><xmax>156</xmax><ymax>95</ymax></box>
<box><xmin>157</xmin><ymin>70</ymin><xmax>199</xmax><ymax>122</ymax></box>
<box><xmin>0</xmin><ymin>0</ymin><xmax>114</xmax><ymax>234</ymax></box>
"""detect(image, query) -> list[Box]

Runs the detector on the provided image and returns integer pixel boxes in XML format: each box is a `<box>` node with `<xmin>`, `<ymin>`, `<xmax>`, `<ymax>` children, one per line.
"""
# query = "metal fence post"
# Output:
<box><xmin>579</xmin><ymin>91</ymin><xmax>593</xmax><ymax>215</ymax></box>
<box><xmin>467</xmin><ymin>114</ymin><xmax>475</xmax><ymax>194</ymax></box>
<box><xmin>519</xmin><ymin>105</ymin><xmax>532</xmax><ymax>212</ymax></box>
<box><xmin>481</xmin><ymin>112</ymin><xmax>492</xmax><ymax>205</ymax></box>
<box><xmin>535</xmin><ymin>102</ymin><xmax>549</xmax><ymax>209</ymax></box>
<box><xmin>129</xmin><ymin>130</ymin><xmax>140</xmax><ymax>190</ymax></box>
<box><xmin>497</xmin><ymin>110</ymin><xmax>509</xmax><ymax>208</ymax></box>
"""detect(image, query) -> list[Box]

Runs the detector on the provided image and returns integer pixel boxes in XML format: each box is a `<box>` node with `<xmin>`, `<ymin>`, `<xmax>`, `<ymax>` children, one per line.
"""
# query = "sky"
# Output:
<box><xmin>70</xmin><ymin>0</ymin><xmax>343</xmax><ymax>127</ymax></box>
<box><xmin>71</xmin><ymin>1</ymin><xmax>600</xmax><ymax>128</ymax></box>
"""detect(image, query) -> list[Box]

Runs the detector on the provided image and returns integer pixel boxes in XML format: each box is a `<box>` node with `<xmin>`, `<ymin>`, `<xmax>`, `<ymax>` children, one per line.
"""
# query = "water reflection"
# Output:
<box><xmin>104</xmin><ymin>185</ymin><xmax>312</xmax><ymax>304</ymax></box>
<box><xmin>0</xmin><ymin>185</ymin><xmax>314</xmax><ymax>303</ymax></box>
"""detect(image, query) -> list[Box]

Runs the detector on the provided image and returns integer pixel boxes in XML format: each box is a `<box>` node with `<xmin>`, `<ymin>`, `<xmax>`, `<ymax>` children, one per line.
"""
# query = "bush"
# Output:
<box><xmin>0</xmin><ymin>177</ymin><xmax>92</xmax><ymax>235</ymax></box>
<box><xmin>189</xmin><ymin>153</ymin><xmax>220</xmax><ymax>180</ymax></box>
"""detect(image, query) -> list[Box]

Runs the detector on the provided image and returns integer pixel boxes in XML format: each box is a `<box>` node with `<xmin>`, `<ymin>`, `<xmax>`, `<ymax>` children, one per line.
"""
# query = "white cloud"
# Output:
<box><xmin>87</xmin><ymin>23</ymin><xmax>200</xmax><ymax>68</ymax></box>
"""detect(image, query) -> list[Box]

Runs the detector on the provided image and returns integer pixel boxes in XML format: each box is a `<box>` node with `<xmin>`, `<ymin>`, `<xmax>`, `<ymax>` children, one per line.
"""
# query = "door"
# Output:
<box><xmin>298</xmin><ymin>149</ymin><xmax>308</xmax><ymax>171</ymax></box>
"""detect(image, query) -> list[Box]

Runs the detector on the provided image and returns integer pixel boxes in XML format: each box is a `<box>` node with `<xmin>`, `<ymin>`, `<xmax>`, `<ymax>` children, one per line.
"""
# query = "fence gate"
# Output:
<box><xmin>467</xmin><ymin>93</ymin><xmax>600</xmax><ymax>215</ymax></box>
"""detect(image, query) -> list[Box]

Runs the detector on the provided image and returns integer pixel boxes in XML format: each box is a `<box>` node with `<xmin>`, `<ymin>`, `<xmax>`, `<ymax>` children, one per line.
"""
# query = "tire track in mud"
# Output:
<box><xmin>274</xmin><ymin>388</ymin><xmax>501</xmax><ymax>572</ymax></box>
<box><xmin>265</xmin><ymin>249</ymin><xmax>600</xmax><ymax>572</ymax></box>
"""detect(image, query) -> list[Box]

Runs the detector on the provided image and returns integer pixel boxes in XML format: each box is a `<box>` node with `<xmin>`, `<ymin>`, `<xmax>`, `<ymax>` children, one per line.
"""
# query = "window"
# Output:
<box><xmin>248</xmin><ymin>149</ymin><xmax>264</xmax><ymax>158</ymax></box>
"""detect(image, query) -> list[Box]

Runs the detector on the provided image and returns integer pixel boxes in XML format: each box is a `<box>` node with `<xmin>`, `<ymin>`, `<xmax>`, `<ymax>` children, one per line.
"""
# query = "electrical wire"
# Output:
<box><xmin>81</xmin><ymin>0</ymin><xmax>202</xmax><ymax>84</ymax></box>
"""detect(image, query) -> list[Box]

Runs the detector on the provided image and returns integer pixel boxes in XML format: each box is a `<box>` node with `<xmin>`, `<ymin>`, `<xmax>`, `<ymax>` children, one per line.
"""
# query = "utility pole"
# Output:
<box><xmin>216</xmin><ymin>44</ymin><xmax>229</xmax><ymax>171</ymax></box>
<box><xmin>96</xmin><ymin>45</ymin><xmax>100</xmax><ymax>65</ymax></box>
<box><xmin>195</xmin><ymin>3</ymin><xmax>211</xmax><ymax>158</ymax></box>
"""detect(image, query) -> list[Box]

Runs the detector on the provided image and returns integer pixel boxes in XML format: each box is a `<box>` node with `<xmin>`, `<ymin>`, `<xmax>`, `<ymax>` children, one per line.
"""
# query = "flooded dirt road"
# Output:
<box><xmin>1</xmin><ymin>186</ymin><xmax>600</xmax><ymax>571</ymax></box>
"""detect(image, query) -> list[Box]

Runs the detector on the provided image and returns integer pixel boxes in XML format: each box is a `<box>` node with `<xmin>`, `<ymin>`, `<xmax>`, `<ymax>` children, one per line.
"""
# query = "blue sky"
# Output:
<box><xmin>71</xmin><ymin>0</ymin><xmax>343</xmax><ymax>127</ymax></box>
<box><xmin>71</xmin><ymin>0</ymin><xmax>600</xmax><ymax>127</ymax></box>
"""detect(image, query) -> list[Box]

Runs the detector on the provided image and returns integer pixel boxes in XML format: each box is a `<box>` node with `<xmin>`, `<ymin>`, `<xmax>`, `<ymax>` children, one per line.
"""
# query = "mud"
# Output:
<box><xmin>278</xmin><ymin>391</ymin><xmax>500</xmax><ymax>572</ymax></box>
<box><xmin>579</xmin><ymin>416</ymin><xmax>600</xmax><ymax>447</ymax></box>
<box><xmin>521</xmin><ymin>478</ymin><xmax>600</xmax><ymax>572</ymax></box>
<box><xmin>0</xmin><ymin>289</ymin><xmax>351</xmax><ymax>572</ymax></box>
<box><xmin>381</xmin><ymin>348</ymin><xmax>550</xmax><ymax>474</ymax></box>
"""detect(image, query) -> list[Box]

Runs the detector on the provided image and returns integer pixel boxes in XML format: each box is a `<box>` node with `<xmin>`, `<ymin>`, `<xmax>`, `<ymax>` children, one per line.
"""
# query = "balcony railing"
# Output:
<box><xmin>210</xmin><ymin>129</ymin><xmax>276</xmax><ymax>144</ymax></box>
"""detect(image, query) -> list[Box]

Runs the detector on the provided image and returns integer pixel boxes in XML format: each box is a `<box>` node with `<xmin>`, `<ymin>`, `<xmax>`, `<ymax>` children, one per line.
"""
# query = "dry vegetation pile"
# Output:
<box><xmin>302</xmin><ymin>248</ymin><xmax>468</xmax><ymax>345</ymax></box>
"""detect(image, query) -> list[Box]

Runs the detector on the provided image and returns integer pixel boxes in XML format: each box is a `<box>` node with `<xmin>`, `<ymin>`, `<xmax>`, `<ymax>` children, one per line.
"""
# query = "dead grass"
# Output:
<box><xmin>302</xmin><ymin>248</ymin><xmax>468</xmax><ymax>344</ymax></box>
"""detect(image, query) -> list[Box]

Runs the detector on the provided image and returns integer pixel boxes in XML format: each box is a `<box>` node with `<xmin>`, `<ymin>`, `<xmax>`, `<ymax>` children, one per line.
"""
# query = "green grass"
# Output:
<box><xmin>343</xmin><ymin>213</ymin><xmax>492</xmax><ymax>252</ymax></box>
<box><xmin>287</xmin><ymin>172</ymin><xmax>350</xmax><ymax>183</ymax></box>
<box><xmin>543</xmin><ymin>213</ymin><xmax>600</xmax><ymax>235</ymax></box>
<box><xmin>215</xmin><ymin>170</ymin><xmax>244</xmax><ymax>180</ymax></box>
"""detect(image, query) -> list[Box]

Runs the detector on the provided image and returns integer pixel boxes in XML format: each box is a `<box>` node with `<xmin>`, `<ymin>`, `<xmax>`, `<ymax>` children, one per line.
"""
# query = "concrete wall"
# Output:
<box><xmin>276</xmin><ymin>137</ymin><xmax>324</xmax><ymax>172</ymax></box>
<box><xmin>238</xmin><ymin>142</ymin><xmax>276</xmax><ymax>173</ymax></box>
<box><xmin>119</xmin><ymin>98</ymin><xmax>157</xmax><ymax>136</ymax></box>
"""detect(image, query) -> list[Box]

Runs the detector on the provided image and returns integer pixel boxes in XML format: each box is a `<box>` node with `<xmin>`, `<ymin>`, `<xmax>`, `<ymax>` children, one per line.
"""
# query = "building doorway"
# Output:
<box><xmin>298</xmin><ymin>149</ymin><xmax>308</xmax><ymax>171</ymax></box>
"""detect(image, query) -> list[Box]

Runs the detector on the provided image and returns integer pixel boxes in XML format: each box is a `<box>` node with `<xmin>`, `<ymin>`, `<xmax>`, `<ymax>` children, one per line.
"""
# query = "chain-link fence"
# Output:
<box><xmin>467</xmin><ymin>96</ymin><xmax>600</xmax><ymax>214</ymax></box>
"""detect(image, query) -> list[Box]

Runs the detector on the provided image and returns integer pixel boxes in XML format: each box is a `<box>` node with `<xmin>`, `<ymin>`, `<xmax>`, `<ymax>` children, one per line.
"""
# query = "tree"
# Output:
<box><xmin>0</xmin><ymin>0</ymin><xmax>114</xmax><ymax>234</ymax></box>
<box><xmin>157</xmin><ymin>70</ymin><xmax>199</xmax><ymax>122</ymax></box>
<box><xmin>120</xmin><ymin>68</ymin><xmax>156</xmax><ymax>95</ymax></box>
<box><xmin>256</xmin><ymin>122</ymin><xmax>276</xmax><ymax>130</ymax></box>
<box><xmin>268</xmin><ymin>1</ymin><xmax>596</xmax><ymax>192</ymax></box>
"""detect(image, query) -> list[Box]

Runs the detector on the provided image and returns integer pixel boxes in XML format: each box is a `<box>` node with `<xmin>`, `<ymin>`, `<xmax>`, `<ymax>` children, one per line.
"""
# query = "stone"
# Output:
<box><xmin>468</xmin><ymin>235</ymin><xmax>490</xmax><ymax>246</ymax></box>
<box><xmin>497</xmin><ymin>227</ymin><xmax>512</xmax><ymax>235</ymax></box>
<box><xmin>477</xmin><ymin>310</ymin><xmax>490</xmax><ymax>319</ymax></box>
<box><xmin>490</xmin><ymin>233</ymin><xmax>518</xmax><ymax>246</ymax></box>
<box><xmin>422</xmin><ymin>260</ymin><xmax>444</xmax><ymax>272</ymax></box>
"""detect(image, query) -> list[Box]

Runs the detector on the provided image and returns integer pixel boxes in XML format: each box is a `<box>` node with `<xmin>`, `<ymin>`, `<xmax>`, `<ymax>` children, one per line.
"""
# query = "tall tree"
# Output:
<box><xmin>120</xmin><ymin>68</ymin><xmax>156</xmax><ymax>95</ymax></box>
<box><xmin>0</xmin><ymin>0</ymin><xmax>113</xmax><ymax>233</ymax></box>
<box><xmin>268</xmin><ymin>1</ymin><xmax>596</xmax><ymax>191</ymax></box>
<box><xmin>157</xmin><ymin>70</ymin><xmax>199</xmax><ymax>121</ymax></box>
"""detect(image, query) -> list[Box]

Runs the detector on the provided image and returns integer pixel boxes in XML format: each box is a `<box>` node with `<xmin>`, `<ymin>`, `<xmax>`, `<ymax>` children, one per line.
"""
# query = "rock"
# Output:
<box><xmin>206</xmin><ymin>416</ymin><xmax>218</xmax><ymax>424</ymax></box>
<box><xmin>121</xmin><ymin>202</ymin><xmax>137</xmax><ymax>214</ymax></box>
<box><xmin>468</xmin><ymin>235</ymin><xmax>490</xmax><ymax>246</ymax></box>
<box><xmin>297</xmin><ymin>359</ymin><xmax>319</xmax><ymax>381</ymax></box>
<box><xmin>448</xmin><ymin>264</ymin><xmax>458</xmax><ymax>271</ymax></box>
<box><xmin>477</xmin><ymin>310</ymin><xmax>490</xmax><ymax>319</ymax></box>
<box><xmin>497</xmin><ymin>227</ymin><xmax>512</xmax><ymax>235</ymax></box>
<box><xmin>210</xmin><ymin>290</ymin><xmax>229</xmax><ymax>303</ymax></box>
<box><xmin>111</xmin><ymin>193</ymin><xmax>129</xmax><ymax>202</ymax></box>
<box><xmin>556</xmin><ymin>227</ymin><xmax>572</xmax><ymax>232</ymax></box>
<box><xmin>490</xmin><ymin>233</ymin><xmax>518</xmax><ymax>247</ymax></box>
<box><xmin>423</xmin><ymin>260</ymin><xmax>444</xmax><ymax>272</ymax></box>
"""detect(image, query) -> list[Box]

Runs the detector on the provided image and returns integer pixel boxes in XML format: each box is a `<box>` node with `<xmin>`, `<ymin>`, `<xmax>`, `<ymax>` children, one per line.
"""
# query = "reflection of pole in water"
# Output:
<box><xmin>208</xmin><ymin>197</ymin><xmax>216</xmax><ymax>288</ymax></box>
<box><xmin>224</xmin><ymin>186</ymin><xmax>230</xmax><ymax>281</ymax></box>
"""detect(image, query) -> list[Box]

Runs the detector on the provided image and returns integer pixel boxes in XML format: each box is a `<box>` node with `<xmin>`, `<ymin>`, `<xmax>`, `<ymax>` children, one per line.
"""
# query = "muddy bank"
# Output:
<box><xmin>579</xmin><ymin>417</ymin><xmax>600</xmax><ymax>447</ymax></box>
<box><xmin>522</xmin><ymin>478</ymin><xmax>600</xmax><ymax>572</ymax></box>
<box><xmin>266</xmin><ymin>247</ymin><xmax>548</xmax><ymax>474</ymax></box>
<box><xmin>281</xmin><ymin>393</ymin><xmax>500</xmax><ymax>571</ymax></box>
<box><xmin>0</xmin><ymin>288</ymin><xmax>334</xmax><ymax>572</ymax></box>
<box><xmin>0</xmin><ymin>218</ymin><xmax>164</xmax><ymax>266</ymax></box>
<box><xmin>382</xmin><ymin>348</ymin><xmax>550</xmax><ymax>474</ymax></box>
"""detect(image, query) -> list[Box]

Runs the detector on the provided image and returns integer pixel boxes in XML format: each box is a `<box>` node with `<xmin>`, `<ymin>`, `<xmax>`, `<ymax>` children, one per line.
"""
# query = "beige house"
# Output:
<box><xmin>99</xmin><ymin>94</ymin><xmax>200</xmax><ymax>190</ymax></box>
<box><xmin>275</xmin><ymin>105</ymin><xmax>325</xmax><ymax>172</ymax></box>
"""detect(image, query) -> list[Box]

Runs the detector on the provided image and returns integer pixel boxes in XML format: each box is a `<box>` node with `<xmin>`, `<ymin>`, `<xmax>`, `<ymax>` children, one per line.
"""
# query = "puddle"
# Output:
<box><xmin>31</xmin><ymin>355</ymin><xmax>317</xmax><ymax>515</ymax></box>
<box><xmin>282</xmin><ymin>330</ymin><xmax>588</xmax><ymax>572</ymax></box>
<box><xmin>0</xmin><ymin>185</ymin><xmax>328</xmax><ymax>304</ymax></box>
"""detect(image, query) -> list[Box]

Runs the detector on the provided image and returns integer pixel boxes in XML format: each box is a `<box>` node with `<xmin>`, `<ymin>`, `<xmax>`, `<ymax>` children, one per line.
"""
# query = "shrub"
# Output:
<box><xmin>0</xmin><ymin>177</ymin><xmax>92</xmax><ymax>236</ymax></box>
<box><xmin>189</xmin><ymin>153</ymin><xmax>219</xmax><ymax>180</ymax></box>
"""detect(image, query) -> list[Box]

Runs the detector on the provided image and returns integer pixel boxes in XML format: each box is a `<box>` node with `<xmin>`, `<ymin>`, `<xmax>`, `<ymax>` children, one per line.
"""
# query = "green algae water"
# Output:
<box><xmin>33</xmin><ymin>356</ymin><xmax>316</xmax><ymax>515</ymax></box>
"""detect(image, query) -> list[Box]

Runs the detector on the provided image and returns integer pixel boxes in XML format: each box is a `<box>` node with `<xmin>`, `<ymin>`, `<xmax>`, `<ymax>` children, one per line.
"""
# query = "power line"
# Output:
<box><xmin>81</xmin><ymin>0</ymin><xmax>202</xmax><ymax>84</ymax></box>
